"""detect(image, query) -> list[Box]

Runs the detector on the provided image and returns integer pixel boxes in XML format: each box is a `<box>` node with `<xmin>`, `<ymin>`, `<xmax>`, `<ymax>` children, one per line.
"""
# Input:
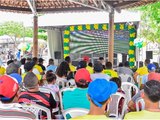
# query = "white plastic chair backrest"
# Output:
<box><xmin>59</xmin><ymin>87</ymin><xmax>76</xmax><ymax>111</ymax></box>
<box><xmin>63</xmin><ymin>108</ymin><xmax>89</xmax><ymax>120</ymax></box>
<box><xmin>39</xmin><ymin>86</ymin><xmax>59</xmax><ymax>102</ymax></box>
<box><xmin>20</xmin><ymin>103</ymin><xmax>52</xmax><ymax>120</ymax></box>
<box><xmin>57</xmin><ymin>80</ymin><xmax>65</xmax><ymax>89</ymax></box>
<box><xmin>66</xmin><ymin>79</ymin><xmax>76</xmax><ymax>87</ymax></box>
<box><xmin>119</xmin><ymin>74</ymin><xmax>134</xmax><ymax>84</ymax></box>
<box><xmin>107</xmin><ymin>92</ymin><xmax>127</xmax><ymax>118</ymax></box>
<box><xmin>135</xmin><ymin>97</ymin><xmax>145</xmax><ymax>111</ymax></box>
<box><xmin>121</xmin><ymin>82</ymin><xmax>139</xmax><ymax>103</ymax></box>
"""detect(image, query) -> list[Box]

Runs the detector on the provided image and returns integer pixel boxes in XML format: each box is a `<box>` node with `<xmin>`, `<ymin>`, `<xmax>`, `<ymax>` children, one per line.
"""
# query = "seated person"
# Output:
<box><xmin>0</xmin><ymin>74</ymin><xmax>36</xmax><ymax>119</ymax></box>
<box><xmin>124</xmin><ymin>80</ymin><xmax>160</xmax><ymax>120</ymax></box>
<box><xmin>71</xmin><ymin>79</ymin><xmax>118</xmax><ymax>119</ymax></box>
<box><xmin>91</xmin><ymin>62</ymin><xmax>110</xmax><ymax>81</ymax></box>
<box><xmin>18</xmin><ymin>72</ymin><xmax>56</xmax><ymax>119</ymax></box>
<box><xmin>62</xmin><ymin>68</ymin><xmax>92</xmax><ymax>110</ymax></box>
<box><xmin>104</xmin><ymin>62</ymin><xmax>118</xmax><ymax>78</ymax></box>
<box><xmin>110</xmin><ymin>77</ymin><xmax>125</xmax><ymax>114</ymax></box>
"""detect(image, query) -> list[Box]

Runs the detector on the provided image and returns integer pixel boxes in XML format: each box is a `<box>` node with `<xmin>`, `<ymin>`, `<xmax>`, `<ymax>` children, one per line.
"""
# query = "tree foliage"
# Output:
<box><xmin>138</xmin><ymin>2</ymin><xmax>160</xmax><ymax>43</ymax></box>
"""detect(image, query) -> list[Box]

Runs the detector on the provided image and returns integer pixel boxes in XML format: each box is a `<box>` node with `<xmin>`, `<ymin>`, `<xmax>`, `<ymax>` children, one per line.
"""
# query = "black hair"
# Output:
<box><xmin>124</xmin><ymin>61</ymin><xmax>129</xmax><ymax>67</ymax></box>
<box><xmin>94</xmin><ymin>62</ymin><xmax>103</xmax><ymax>73</ymax></box>
<box><xmin>46</xmin><ymin>70</ymin><xmax>57</xmax><ymax>83</ymax></box>
<box><xmin>110</xmin><ymin>77</ymin><xmax>121</xmax><ymax>88</ymax></box>
<box><xmin>7</xmin><ymin>60</ymin><xmax>14</xmax><ymax>65</ymax></box>
<box><xmin>99</xmin><ymin>57</ymin><xmax>104</xmax><ymax>60</ymax></box>
<box><xmin>32</xmin><ymin>57</ymin><xmax>38</xmax><ymax>63</ymax></box>
<box><xmin>106</xmin><ymin>62</ymin><xmax>112</xmax><ymax>69</ymax></box>
<box><xmin>65</xmin><ymin>56</ymin><xmax>71</xmax><ymax>63</ymax></box>
<box><xmin>118</xmin><ymin>62</ymin><xmax>123</xmax><ymax>67</ymax></box>
<box><xmin>144</xmin><ymin>80</ymin><xmax>160</xmax><ymax>102</ymax></box>
<box><xmin>56</xmin><ymin>61</ymin><xmax>70</xmax><ymax>77</ymax></box>
<box><xmin>145</xmin><ymin>59</ymin><xmax>150</xmax><ymax>65</ymax></box>
<box><xmin>76</xmin><ymin>79</ymin><xmax>89</xmax><ymax>88</ymax></box>
<box><xmin>88</xmin><ymin>62</ymin><xmax>93</xmax><ymax>67</ymax></box>
<box><xmin>21</xmin><ymin>58</ymin><xmax>26</xmax><ymax>65</ymax></box>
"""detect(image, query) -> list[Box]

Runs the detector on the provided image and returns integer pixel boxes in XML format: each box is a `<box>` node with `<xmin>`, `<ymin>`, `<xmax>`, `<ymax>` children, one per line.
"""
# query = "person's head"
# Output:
<box><xmin>143</xmin><ymin>80</ymin><xmax>160</xmax><ymax>104</ymax></box>
<box><xmin>24</xmin><ymin>62</ymin><xmax>35</xmax><ymax>72</ymax></box>
<box><xmin>75</xmin><ymin>68</ymin><xmax>92</xmax><ymax>88</ymax></box>
<box><xmin>48</xmin><ymin>58</ymin><xmax>54</xmax><ymax>65</ymax></box>
<box><xmin>118</xmin><ymin>62</ymin><xmax>123</xmax><ymax>67</ymax></box>
<box><xmin>23</xmin><ymin>72</ymin><xmax>39</xmax><ymax>90</ymax></box>
<box><xmin>0</xmin><ymin>74</ymin><xmax>22</xmax><ymax>103</ymax></box>
<box><xmin>7</xmin><ymin>59</ymin><xmax>14</xmax><ymax>65</ymax></box>
<box><xmin>20</xmin><ymin>58</ymin><xmax>26</xmax><ymax>65</ymax></box>
<box><xmin>26</xmin><ymin>57</ymin><xmax>32</xmax><ymax>63</ymax></box>
<box><xmin>46</xmin><ymin>70</ymin><xmax>57</xmax><ymax>84</ymax></box>
<box><xmin>147</xmin><ymin>63</ymin><xmax>156</xmax><ymax>72</ymax></box>
<box><xmin>94</xmin><ymin>62</ymin><xmax>103</xmax><ymax>73</ymax></box>
<box><xmin>38</xmin><ymin>58</ymin><xmax>44</xmax><ymax>64</ymax></box>
<box><xmin>6</xmin><ymin>62</ymin><xmax>20</xmax><ymax>75</ymax></box>
<box><xmin>87</xmin><ymin>79</ymin><xmax>118</xmax><ymax>110</ymax></box>
<box><xmin>145</xmin><ymin>59</ymin><xmax>150</xmax><ymax>66</ymax></box>
<box><xmin>99</xmin><ymin>57</ymin><xmax>104</xmax><ymax>64</ymax></box>
<box><xmin>77</xmin><ymin>61</ymin><xmax>87</xmax><ymax>70</ymax></box>
<box><xmin>32</xmin><ymin>57</ymin><xmax>38</xmax><ymax>64</ymax></box>
<box><xmin>124</xmin><ymin>61</ymin><xmax>130</xmax><ymax>67</ymax></box>
<box><xmin>106</xmin><ymin>62</ymin><xmax>112</xmax><ymax>69</ymax></box>
<box><xmin>56</xmin><ymin>61</ymin><xmax>70</xmax><ymax>78</ymax></box>
<box><xmin>110</xmin><ymin>77</ymin><xmax>121</xmax><ymax>88</ymax></box>
<box><xmin>65</xmin><ymin>56</ymin><xmax>71</xmax><ymax>63</ymax></box>
<box><xmin>88</xmin><ymin>62</ymin><xmax>93</xmax><ymax>67</ymax></box>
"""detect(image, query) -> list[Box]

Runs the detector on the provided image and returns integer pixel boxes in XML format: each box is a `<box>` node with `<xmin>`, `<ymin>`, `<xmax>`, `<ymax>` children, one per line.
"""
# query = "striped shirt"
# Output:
<box><xmin>18</xmin><ymin>91</ymin><xmax>56</xmax><ymax>110</ymax></box>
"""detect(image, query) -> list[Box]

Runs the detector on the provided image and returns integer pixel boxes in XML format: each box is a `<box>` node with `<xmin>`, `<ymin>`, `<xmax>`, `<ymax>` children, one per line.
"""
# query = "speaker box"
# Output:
<box><xmin>146</xmin><ymin>51</ymin><xmax>153</xmax><ymax>59</ymax></box>
<box><xmin>54</xmin><ymin>51</ymin><xmax>61</xmax><ymax>59</ymax></box>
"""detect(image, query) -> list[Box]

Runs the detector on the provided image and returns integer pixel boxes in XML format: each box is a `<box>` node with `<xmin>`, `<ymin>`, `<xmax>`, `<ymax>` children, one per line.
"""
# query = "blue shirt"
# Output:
<box><xmin>46</xmin><ymin>65</ymin><xmax>57</xmax><ymax>72</ymax></box>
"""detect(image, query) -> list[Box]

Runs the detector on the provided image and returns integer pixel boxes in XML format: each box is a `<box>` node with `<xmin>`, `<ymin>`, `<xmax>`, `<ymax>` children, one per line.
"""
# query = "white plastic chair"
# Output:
<box><xmin>121</xmin><ymin>82</ymin><xmax>139</xmax><ymax>103</ymax></box>
<box><xmin>20</xmin><ymin>103</ymin><xmax>52</xmax><ymax>120</ymax></box>
<box><xmin>57</xmin><ymin>79</ymin><xmax>65</xmax><ymax>89</ymax></box>
<box><xmin>66</xmin><ymin>79</ymin><xmax>76</xmax><ymax>87</ymax></box>
<box><xmin>135</xmin><ymin>97</ymin><xmax>145</xmax><ymax>111</ymax></box>
<box><xmin>62</xmin><ymin>108</ymin><xmax>89</xmax><ymax>120</ymax></box>
<box><xmin>119</xmin><ymin>74</ymin><xmax>134</xmax><ymax>84</ymax></box>
<box><xmin>39</xmin><ymin>86</ymin><xmax>59</xmax><ymax>113</ymax></box>
<box><xmin>107</xmin><ymin>92</ymin><xmax>127</xmax><ymax>119</ymax></box>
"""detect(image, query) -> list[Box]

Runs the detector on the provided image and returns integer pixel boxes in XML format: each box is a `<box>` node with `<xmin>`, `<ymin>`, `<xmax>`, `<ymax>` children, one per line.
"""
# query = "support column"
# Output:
<box><xmin>33</xmin><ymin>15</ymin><xmax>38</xmax><ymax>57</ymax></box>
<box><xmin>108</xmin><ymin>9</ymin><xmax>114</xmax><ymax>64</ymax></box>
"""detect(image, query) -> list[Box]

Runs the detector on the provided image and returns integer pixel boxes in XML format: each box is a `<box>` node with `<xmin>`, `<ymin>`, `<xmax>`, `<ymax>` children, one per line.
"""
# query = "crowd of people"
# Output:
<box><xmin>0</xmin><ymin>56</ymin><xmax>160</xmax><ymax>119</ymax></box>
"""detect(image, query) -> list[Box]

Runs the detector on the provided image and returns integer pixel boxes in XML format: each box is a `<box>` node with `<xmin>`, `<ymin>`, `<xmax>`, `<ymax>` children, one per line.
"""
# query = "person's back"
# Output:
<box><xmin>124</xmin><ymin>80</ymin><xmax>160</xmax><ymax>120</ymax></box>
<box><xmin>104</xmin><ymin>62</ymin><xmax>118</xmax><ymax>77</ymax></box>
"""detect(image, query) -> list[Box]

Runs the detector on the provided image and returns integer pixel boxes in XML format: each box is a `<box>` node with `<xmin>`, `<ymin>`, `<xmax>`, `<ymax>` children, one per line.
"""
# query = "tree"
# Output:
<box><xmin>138</xmin><ymin>2</ymin><xmax>160</xmax><ymax>43</ymax></box>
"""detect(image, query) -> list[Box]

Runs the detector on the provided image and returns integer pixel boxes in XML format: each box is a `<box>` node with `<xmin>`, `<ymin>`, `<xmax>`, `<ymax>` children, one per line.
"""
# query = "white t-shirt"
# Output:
<box><xmin>91</xmin><ymin>73</ymin><xmax>111</xmax><ymax>81</ymax></box>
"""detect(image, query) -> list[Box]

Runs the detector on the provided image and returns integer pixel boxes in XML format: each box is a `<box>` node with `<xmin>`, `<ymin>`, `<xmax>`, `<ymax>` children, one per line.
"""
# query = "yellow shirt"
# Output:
<box><xmin>34</xmin><ymin>65</ymin><xmax>43</xmax><ymax>73</ymax></box>
<box><xmin>22</xmin><ymin>72</ymin><xmax>42</xmax><ymax>81</ymax></box>
<box><xmin>69</xmin><ymin>64</ymin><xmax>76</xmax><ymax>72</ymax></box>
<box><xmin>71</xmin><ymin>115</ymin><xmax>112</xmax><ymax>120</ymax></box>
<box><xmin>104</xmin><ymin>69</ymin><xmax>118</xmax><ymax>78</ymax></box>
<box><xmin>86</xmin><ymin>66</ymin><xmax>94</xmax><ymax>74</ymax></box>
<box><xmin>0</xmin><ymin>66</ymin><xmax>6</xmax><ymax>75</ymax></box>
<box><xmin>136</xmin><ymin>66</ymin><xmax>148</xmax><ymax>76</ymax></box>
<box><xmin>124</xmin><ymin>110</ymin><xmax>160</xmax><ymax>120</ymax></box>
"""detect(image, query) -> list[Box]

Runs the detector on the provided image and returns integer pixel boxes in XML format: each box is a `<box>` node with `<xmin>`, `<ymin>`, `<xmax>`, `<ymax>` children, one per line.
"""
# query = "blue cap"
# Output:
<box><xmin>88</xmin><ymin>79</ymin><xmax>118</xmax><ymax>108</ymax></box>
<box><xmin>9</xmin><ymin>73</ymin><xmax>22</xmax><ymax>84</ymax></box>
<box><xmin>147</xmin><ymin>63</ymin><xmax>156</xmax><ymax>71</ymax></box>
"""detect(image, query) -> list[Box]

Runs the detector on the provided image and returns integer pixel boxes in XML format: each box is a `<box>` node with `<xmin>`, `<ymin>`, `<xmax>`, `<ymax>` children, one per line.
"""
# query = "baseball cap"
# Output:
<box><xmin>0</xmin><ymin>75</ymin><xmax>19</xmax><ymax>101</ymax></box>
<box><xmin>83</xmin><ymin>56</ymin><xmax>90</xmax><ymax>62</ymax></box>
<box><xmin>75</xmin><ymin>68</ymin><xmax>92</xmax><ymax>83</ymax></box>
<box><xmin>39</xmin><ymin>58</ymin><xmax>44</xmax><ymax>62</ymax></box>
<box><xmin>10</xmin><ymin>73</ymin><xmax>22</xmax><ymax>84</ymax></box>
<box><xmin>24</xmin><ymin>62</ymin><xmax>35</xmax><ymax>72</ymax></box>
<box><xmin>88</xmin><ymin>79</ymin><xmax>118</xmax><ymax>108</ymax></box>
<box><xmin>147</xmin><ymin>63</ymin><xmax>156</xmax><ymax>71</ymax></box>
